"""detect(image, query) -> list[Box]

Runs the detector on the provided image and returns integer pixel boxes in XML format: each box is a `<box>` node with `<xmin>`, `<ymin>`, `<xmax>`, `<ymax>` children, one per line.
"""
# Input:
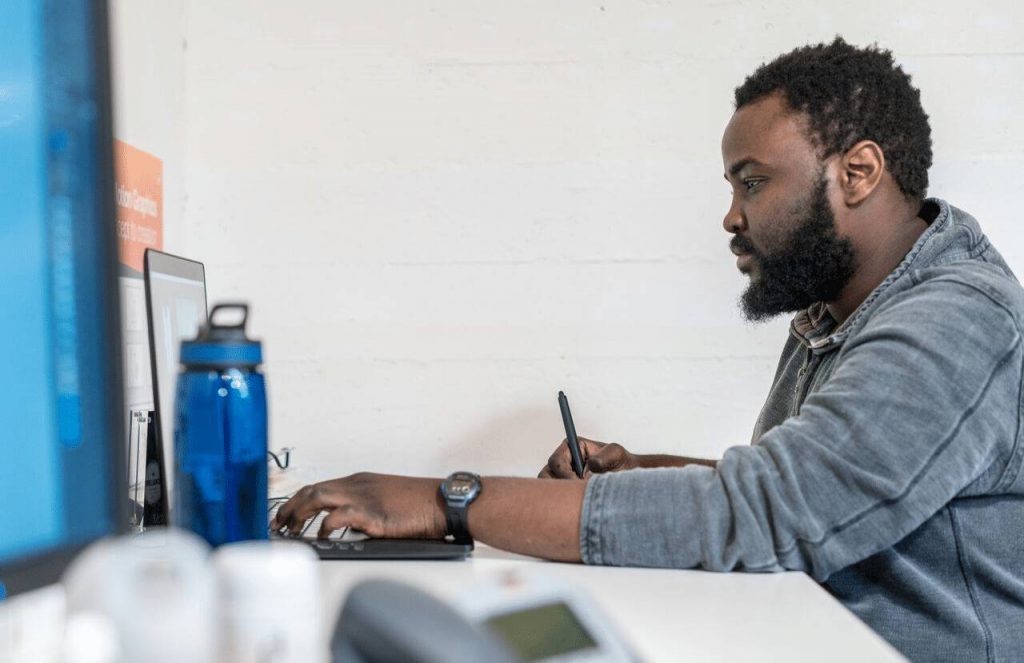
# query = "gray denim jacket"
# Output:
<box><xmin>580</xmin><ymin>199</ymin><xmax>1024</xmax><ymax>662</ymax></box>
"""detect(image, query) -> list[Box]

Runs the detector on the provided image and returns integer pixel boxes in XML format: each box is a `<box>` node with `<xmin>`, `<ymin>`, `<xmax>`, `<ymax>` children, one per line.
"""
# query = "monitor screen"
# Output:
<box><xmin>144</xmin><ymin>249</ymin><xmax>208</xmax><ymax>522</ymax></box>
<box><xmin>0</xmin><ymin>0</ymin><xmax>124</xmax><ymax>597</ymax></box>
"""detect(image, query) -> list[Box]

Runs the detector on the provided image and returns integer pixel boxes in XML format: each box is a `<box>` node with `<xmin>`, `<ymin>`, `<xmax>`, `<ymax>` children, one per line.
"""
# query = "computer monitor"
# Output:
<box><xmin>144</xmin><ymin>249</ymin><xmax>209</xmax><ymax>524</ymax></box>
<box><xmin>0</xmin><ymin>0</ymin><xmax>125</xmax><ymax>598</ymax></box>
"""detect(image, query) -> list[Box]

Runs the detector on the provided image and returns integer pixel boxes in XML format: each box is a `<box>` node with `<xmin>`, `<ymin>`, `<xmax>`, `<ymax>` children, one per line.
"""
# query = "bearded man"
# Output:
<box><xmin>276</xmin><ymin>38</ymin><xmax>1024</xmax><ymax>662</ymax></box>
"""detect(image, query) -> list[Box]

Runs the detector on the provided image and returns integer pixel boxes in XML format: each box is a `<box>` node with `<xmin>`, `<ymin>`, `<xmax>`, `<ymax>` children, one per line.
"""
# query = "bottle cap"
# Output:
<box><xmin>180</xmin><ymin>302</ymin><xmax>263</xmax><ymax>368</ymax></box>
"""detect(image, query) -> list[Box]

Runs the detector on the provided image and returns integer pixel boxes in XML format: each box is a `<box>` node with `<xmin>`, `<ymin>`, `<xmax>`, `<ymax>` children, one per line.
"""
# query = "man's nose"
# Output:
<box><xmin>722</xmin><ymin>198</ymin><xmax>745</xmax><ymax>234</ymax></box>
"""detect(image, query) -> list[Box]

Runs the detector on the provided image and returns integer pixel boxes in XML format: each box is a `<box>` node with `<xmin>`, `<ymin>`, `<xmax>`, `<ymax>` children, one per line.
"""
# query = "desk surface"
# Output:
<box><xmin>318</xmin><ymin>545</ymin><xmax>907</xmax><ymax>663</ymax></box>
<box><xmin>0</xmin><ymin>542</ymin><xmax>907</xmax><ymax>662</ymax></box>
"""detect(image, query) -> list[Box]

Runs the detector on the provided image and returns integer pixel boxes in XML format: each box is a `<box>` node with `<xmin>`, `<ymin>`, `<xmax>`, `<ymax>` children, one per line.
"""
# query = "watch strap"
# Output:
<box><xmin>445</xmin><ymin>503</ymin><xmax>471</xmax><ymax>542</ymax></box>
<box><xmin>441</xmin><ymin>472</ymin><xmax>481</xmax><ymax>542</ymax></box>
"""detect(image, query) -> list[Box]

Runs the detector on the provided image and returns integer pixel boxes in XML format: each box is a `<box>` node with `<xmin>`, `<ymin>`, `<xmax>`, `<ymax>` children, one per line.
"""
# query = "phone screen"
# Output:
<box><xmin>485</xmin><ymin>601</ymin><xmax>599</xmax><ymax>661</ymax></box>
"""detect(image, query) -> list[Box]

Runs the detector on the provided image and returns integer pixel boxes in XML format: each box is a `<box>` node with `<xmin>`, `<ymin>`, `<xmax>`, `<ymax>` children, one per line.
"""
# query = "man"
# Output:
<box><xmin>274</xmin><ymin>38</ymin><xmax>1024</xmax><ymax>662</ymax></box>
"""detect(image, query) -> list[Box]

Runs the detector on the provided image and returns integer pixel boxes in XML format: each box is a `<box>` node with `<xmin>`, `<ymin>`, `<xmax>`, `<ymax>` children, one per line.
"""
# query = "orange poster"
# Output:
<box><xmin>113</xmin><ymin>139</ymin><xmax>163</xmax><ymax>274</ymax></box>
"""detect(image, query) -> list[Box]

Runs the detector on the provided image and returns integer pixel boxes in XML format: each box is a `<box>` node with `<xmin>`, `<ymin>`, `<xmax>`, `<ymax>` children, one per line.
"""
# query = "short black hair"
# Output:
<box><xmin>734</xmin><ymin>37</ymin><xmax>932</xmax><ymax>201</ymax></box>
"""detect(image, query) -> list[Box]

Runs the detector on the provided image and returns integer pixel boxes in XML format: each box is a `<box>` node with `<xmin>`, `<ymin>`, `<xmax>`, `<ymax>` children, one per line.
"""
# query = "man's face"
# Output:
<box><xmin>720</xmin><ymin>93</ymin><xmax>856</xmax><ymax>321</ymax></box>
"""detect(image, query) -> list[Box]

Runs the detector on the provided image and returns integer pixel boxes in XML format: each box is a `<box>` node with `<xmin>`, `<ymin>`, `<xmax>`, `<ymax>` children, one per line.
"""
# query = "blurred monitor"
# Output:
<box><xmin>144</xmin><ymin>249</ymin><xmax>208</xmax><ymax>524</ymax></box>
<box><xmin>0</xmin><ymin>0</ymin><xmax>125</xmax><ymax>598</ymax></box>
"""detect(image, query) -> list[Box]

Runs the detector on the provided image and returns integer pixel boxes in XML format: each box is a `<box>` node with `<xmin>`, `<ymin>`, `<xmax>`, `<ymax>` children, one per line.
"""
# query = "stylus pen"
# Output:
<box><xmin>558</xmin><ymin>391</ymin><xmax>586</xmax><ymax>479</ymax></box>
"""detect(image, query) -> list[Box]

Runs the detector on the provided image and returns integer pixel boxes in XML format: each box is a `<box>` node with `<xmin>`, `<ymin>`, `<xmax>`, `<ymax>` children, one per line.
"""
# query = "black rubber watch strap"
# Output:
<box><xmin>440</xmin><ymin>471</ymin><xmax>481</xmax><ymax>542</ymax></box>
<box><xmin>446</xmin><ymin>504</ymin><xmax>471</xmax><ymax>542</ymax></box>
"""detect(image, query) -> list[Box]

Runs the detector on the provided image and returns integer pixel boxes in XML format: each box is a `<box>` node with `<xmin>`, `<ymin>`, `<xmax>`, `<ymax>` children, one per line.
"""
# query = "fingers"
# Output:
<box><xmin>272</xmin><ymin>482</ymin><xmax>339</xmax><ymax>534</ymax></box>
<box><xmin>540</xmin><ymin>437</ymin><xmax>610</xmax><ymax>479</ymax></box>
<box><xmin>586</xmin><ymin>442</ymin><xmax>627</xmax><ymax>474</ymax></box>
<box><xmin>542</xmin><ymin>439</ymin><xmax>577</xmax><ymax>479</ymax></box>
<box><xmin>579</xmin><ymin>437</ymin><xmax>603</xmax><ymax>463</ymax></box>
<box><xmin>317</xmin><ymin>504</ymin><xmax>360</xmax><ymax>539</ymax></box>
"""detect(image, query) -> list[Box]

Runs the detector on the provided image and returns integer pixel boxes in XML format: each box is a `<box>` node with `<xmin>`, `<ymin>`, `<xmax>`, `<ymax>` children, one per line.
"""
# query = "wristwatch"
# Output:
<box><xmin>439</xmin><ymin>471</ymin><xmax>482</xmax><ymax>542</ymax></box>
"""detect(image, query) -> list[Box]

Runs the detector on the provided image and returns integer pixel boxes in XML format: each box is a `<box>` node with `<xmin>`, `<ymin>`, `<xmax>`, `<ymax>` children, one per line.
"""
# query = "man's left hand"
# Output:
<box><xmin>271</xmin><ymin>473</ymin><xmax>447</xmax><ymax>540</ymax></box>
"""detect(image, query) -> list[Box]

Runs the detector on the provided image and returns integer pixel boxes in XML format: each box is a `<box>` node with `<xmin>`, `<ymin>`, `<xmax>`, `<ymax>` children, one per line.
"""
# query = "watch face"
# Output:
<box><xmin>444</xmin><ymin>472</ymin><xmax>481</xmax><ymax>502</ymax></box>
<box><xmin>449</xmin><ymin>478</ymin><xmax>475</xmax><ymax>495</ymax></box>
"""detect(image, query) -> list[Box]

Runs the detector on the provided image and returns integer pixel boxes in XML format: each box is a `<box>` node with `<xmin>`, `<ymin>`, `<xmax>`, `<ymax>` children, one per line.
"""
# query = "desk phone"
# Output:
<box><xmin>331</xmin><ymin>572</ymin><xmax>637</xmax><ymax>663</ymax></box>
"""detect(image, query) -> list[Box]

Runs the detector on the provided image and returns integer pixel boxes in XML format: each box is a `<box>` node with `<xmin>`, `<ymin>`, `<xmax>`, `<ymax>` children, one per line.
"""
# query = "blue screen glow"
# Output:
<box><xmin>0</xmin><ymin>0</ymin><xmax>117</xmax><ymax>569</ymax></box>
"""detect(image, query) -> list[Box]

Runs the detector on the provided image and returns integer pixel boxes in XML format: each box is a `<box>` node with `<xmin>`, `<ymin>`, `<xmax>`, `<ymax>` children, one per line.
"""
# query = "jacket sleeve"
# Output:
<box><xmin>579</xmin><ymin>278</ymin><xmax>1023</xmax><ymax>581</ymax></box>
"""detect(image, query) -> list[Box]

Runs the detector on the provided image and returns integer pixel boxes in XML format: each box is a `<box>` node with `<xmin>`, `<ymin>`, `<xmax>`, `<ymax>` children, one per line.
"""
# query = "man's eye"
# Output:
<box><xmin>744</xmin><ymin>179</ymin><xmax>763</xmax><ymax>191</ymax></box>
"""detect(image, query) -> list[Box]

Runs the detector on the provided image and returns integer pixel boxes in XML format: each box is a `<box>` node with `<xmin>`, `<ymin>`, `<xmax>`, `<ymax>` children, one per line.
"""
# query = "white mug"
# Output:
<box><xmin>212</xmin><ymin>540</ymin><xmax>325</xmax><ymax>663</ymax></box>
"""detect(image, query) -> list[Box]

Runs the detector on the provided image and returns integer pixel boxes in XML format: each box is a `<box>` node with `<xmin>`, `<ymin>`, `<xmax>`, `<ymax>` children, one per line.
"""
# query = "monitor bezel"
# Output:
<box><xmin>142</xmin><ymin>248</ymin><xmax>209</xmax><ymax>526</ymax></box>
<box><xmin>0</xmin><ymin>0</ymin><xmax>128</xmax><ymax>599</ymax></box>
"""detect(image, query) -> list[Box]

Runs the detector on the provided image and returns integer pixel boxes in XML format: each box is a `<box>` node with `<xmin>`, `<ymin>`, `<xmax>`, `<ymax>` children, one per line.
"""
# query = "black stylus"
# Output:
<box><xmin>558</xmin><ymin>391</ymin><xmax>585</xmax><ymax>479</ymax></box>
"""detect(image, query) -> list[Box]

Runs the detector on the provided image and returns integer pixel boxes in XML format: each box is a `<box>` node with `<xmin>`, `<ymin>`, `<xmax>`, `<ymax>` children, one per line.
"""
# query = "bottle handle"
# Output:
<box><xmin>208</xmin><ymin>302</ymin><xmax>249</xmax><ymax>332</ymax></box>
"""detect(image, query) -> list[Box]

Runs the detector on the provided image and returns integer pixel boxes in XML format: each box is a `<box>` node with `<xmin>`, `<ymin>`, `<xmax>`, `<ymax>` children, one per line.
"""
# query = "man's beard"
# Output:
<box><xmin>734</xmin><ymin>177</ymin><xmax>856</xmax><ymax>322</ymax></box>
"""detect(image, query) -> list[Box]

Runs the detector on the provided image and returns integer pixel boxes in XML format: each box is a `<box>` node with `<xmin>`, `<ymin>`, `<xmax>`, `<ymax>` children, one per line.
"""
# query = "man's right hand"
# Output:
<box><xmin>539</xmin><ymin>438</ymin><xmax>720</xmax><ymax>478</ymax></box>
<box><xmin>538</xmin><ymin>437</ymin><xmax>640</xmax><ymax>479</ymax></box>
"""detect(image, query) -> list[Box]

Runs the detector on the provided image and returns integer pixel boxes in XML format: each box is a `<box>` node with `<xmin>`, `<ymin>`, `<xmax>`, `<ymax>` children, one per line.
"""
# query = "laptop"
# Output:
<box><xmin>144</xmin><ymin>249</ymin><xmax>471</xmax><ymax>560</ymax></box>
<box><xmin>143</xmin><ymin>249</ymin><xmax>209</xmax><ymax>526</ymax></box>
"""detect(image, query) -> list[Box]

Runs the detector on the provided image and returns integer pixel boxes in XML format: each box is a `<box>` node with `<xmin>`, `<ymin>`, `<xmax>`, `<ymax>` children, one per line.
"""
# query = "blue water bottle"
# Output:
<box><xmin>174</xmin><ymin>303</ymin><xmax>268</xmax><ymax>547</ymax></box>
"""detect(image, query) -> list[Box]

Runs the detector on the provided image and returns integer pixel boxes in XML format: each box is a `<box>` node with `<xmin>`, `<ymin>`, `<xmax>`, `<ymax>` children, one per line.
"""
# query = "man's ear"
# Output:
<box><xmin>840</xmin><ymin>140</ymin><xmax>885</xmax><ymax>206</ymax></box>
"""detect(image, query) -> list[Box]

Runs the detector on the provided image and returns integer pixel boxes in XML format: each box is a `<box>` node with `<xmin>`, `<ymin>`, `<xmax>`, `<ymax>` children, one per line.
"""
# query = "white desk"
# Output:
<box><xmin>318</xmin><ymin>545</ymin><xmax>908</xmax><ymax>663</ymax></box>
<box><xmin>1</xmin><ymin>541</ymin><xmax>906</xmax><ymax>663</ymax></box>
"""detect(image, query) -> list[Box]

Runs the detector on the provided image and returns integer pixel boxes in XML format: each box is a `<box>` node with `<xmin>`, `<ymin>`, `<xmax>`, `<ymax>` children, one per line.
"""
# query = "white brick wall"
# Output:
<box><xmin>180</xmin><ymin>1</ymin><xmax>1024</xmax><ymax>482</ymax></box>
